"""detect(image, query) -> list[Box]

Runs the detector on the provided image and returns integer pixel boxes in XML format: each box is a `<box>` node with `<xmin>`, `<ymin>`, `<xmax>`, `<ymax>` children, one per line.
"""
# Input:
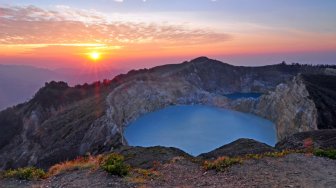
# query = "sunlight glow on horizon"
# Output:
<box><xmin>0</xmin><ymin>0</ymin><xmax>335</xmax><ymax>68</ymax></box>
<box><xmin>89</xmin><ymin>52</ymin><xmax>101</xmax><ymax>61</ymax></box>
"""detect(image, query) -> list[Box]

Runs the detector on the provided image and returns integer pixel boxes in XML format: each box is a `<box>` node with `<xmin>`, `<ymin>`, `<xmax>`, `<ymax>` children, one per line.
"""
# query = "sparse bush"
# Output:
<box><xmin>204</xmin><ymin>156</ymin><xmax>242</xmax><ymax>171</ymax></box>
<box><xmin>245</xmin><ymin>153</ymin><xmax>263</xmax><ymax>160</ymax></box>
<box><xmin>204</xmin><ymin>150</ymin><xmax>307</xmax><ymax>172</ymax></box>
<box><xmin>101</xmin><ymin>153</ymin><xmax>130</xmax><ymax>176</ymax></box>
<box><xmin>245</xmin><ymin>150</ymin><xmax>305</xmax><ymax>160</ymax></box>
<box><xmin>2</xmin><ymin>167</ymin><xmax>46</xmax><ymax>180</ymax></box>
<box><xmin>263</xmin><ymin>150</ymin><xmax>292</xmax><ymax>158</ymax></box>
<box><xmin>313</xmin><ymin>149</ymin><xmax>336</xmax><ymax>159</ymax></box>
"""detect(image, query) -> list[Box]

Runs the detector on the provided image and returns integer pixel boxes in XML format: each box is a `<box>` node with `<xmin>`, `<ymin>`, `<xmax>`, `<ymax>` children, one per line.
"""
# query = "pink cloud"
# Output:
<box><xmin>0</xmin><ymin>5</ymin><xmax>232</xmax><ymax>47</ymax></box>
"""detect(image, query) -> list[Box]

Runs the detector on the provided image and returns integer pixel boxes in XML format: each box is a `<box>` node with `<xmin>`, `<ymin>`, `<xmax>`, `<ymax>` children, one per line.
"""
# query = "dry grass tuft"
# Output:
<box><xmin>48</xmin><ymin>155</ymin><xmax>103</xmax><ymax>176</ymax></box>
<box><xmin>127</xmin><ymin>168</ymin><xmax>161</xmax><ymax>184</ymax></box>
<box><xmin>204</xmin><ymin>150</ymin><xmax>308</xmax><ymax>172</ymax></box>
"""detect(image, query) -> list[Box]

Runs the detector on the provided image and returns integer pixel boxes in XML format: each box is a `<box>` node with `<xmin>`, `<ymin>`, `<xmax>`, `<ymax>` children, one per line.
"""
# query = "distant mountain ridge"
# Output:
<box><xmin>0</xmin><ymin>57</ymin><xmax>335</xmax><ymax>170</ymax></box>
<box><xmin>0</xmin><ymin>64</ymin><xmax>59</xmax><ymax>110</ymax></box>
<box><xmin>0</xmin><ymin>64</ymin><xmax>124</xmax><ymax>110</ymax></box>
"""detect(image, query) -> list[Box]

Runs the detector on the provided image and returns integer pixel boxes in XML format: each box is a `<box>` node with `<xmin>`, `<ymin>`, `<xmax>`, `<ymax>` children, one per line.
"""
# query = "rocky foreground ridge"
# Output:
<box><xmin>0</xmin><ymin>57</ymin><xmax>335</xmax><ymax>170</ymax></box>
<box><xmin>1</xmin><ymin>133</ymin><xmax>336</xmax><ymax>188</ymax></box>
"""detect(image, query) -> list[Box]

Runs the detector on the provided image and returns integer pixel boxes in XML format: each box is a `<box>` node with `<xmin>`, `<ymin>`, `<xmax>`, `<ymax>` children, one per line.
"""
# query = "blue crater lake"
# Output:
<box><xmin>124</xmin><ymin>105</ymin><xmax>276</xmax><ymax>156</ymax></box>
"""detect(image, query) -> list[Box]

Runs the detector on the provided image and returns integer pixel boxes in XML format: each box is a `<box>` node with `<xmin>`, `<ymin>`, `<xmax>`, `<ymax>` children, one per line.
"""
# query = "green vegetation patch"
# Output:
<box><xmin>101</xmin><ymin>153</ymin><xmax>130</xmax><ymax>176</ymax></box>
<box><xmin>1</xmin><ymin>167</ymin><xmax>46</xmax><ymax>180</ymax></box>
<box><xmin>204</xmin><ymin>156</ymin><xmax>243</xmax><ymax>171</ymax></box>
<box><xmin>314</xmin><ymin>149</ymin><xmax>336</xmax><ymax>159</ymax></box>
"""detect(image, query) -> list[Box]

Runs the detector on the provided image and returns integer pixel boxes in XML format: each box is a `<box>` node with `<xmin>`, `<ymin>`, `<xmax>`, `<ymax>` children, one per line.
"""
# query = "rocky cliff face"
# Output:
<box><xmin>301</xmin><ymin>74</ymin><xmax>336</xmax><ymax>129</ymax></box>
<box><xmin>0</xmin><ymin>57</ymin><xmax>332</xmax><ymax>170</ymax></box>
<box><xmin>231</xmin><ymin>75</ymin><xmax>318</xmax><ymax>140</ymax></box>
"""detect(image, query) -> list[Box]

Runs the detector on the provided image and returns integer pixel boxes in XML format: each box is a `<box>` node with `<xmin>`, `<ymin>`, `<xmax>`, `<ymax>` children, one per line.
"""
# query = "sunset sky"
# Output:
<box><xmin>0</xmin><ymin>0</ymin><xmax>336</xmax><ymax>70</ymax></box>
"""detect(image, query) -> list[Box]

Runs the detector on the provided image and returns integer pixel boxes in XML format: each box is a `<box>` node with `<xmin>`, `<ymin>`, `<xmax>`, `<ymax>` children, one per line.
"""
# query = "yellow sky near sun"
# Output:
<box><xmin>1</xmin><ymin>30</ymin><xmax>335</xmax><ymax>60</ymax></box>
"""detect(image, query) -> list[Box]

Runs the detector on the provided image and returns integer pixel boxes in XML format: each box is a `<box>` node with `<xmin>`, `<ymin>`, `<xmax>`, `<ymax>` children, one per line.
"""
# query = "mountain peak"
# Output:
<box><xmin>189</xmin><ymin>56</ymin><xmax>210</xmax><ymax>63</ymax></box>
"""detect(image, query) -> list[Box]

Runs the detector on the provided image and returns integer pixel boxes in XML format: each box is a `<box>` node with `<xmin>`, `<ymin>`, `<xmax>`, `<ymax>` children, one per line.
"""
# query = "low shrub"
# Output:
<box><xmin>245</xmin><ymin>153</ymin><xmax>263</xmax><ymax>160</ymax></box>
<box><xmin>245</xmin><ymin>150</ymin><xmax>305</xmax><ymax>160</ymax></box>
<box><xmin>204</xmin><ymin>156</ymin><xmax>242</xmax><ymax>171</ymax></box>
<box><xmin>101</xmin><ymin>153</ymin><xmax>130</xmax><ymax>176</ymax></box>
<box><xmin>263</xmin><ymin>150</ymin><xmax>292</xmax><ymax>158</ymax></box>
<box><xmin>313</xmin><ymin>149</ymin><xmax>336</xmax><ymax>159</ymax></box>
<box><xmin>2</xmin><ymin>167</ymin><xmax>46</xmax><ymax>180</ymax></box>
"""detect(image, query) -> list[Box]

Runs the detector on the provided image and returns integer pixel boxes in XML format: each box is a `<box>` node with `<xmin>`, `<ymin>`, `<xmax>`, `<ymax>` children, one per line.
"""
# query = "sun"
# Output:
<box><xmin>89</xmin><ymin>52</ymin><xmax>101</xmax><ymax>61</ymax></box>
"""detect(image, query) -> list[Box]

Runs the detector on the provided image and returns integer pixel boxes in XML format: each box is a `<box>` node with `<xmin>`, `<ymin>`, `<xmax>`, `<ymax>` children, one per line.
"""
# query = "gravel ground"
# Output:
<box><xmin>0</xmin><ymin>169</ymin><xmax>135</xmax><ymax>188</ymax></box>
<box><xmin>229</xmin><ymin>154</ymin><xmax>336</xmax><ymax>188</ymax></box>
<box><xmin>139</xmin><ymin>154</ymin><xmax>336</xmax><ymax>188</ymax></box>
<box><xmin>1</xmin><ymin>154</ymin><xmax>335</xmax><ymax>188</ymax></box>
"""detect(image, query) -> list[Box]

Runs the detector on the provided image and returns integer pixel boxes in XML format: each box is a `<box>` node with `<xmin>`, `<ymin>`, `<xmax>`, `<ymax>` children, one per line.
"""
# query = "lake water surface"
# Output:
<box><xmin>125</xmin><ymin>105</ymin><xmax>276</xmax><ymax>156</ymax></box>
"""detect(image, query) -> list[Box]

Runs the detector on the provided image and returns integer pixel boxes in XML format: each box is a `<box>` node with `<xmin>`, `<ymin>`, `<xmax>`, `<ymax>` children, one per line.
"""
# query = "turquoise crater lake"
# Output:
<box><xmin>124</xmin><ymin>105</ymin><xmax>276</xmax><ymax>156</ymax></box>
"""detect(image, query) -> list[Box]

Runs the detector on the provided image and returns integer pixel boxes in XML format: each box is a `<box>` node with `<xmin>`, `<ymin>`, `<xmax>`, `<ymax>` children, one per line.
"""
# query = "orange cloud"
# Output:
<box><xmin>0</xmin><ymin>5</ymin><xmax>231</xmax><ymax>57</ymax></box>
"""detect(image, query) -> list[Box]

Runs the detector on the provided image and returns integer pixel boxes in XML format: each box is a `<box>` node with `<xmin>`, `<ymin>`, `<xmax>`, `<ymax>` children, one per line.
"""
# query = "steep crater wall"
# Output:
<box><xmin>231</xmin><ymin>75</ymin><xmax>318</xmax><ymax>140</ymax></box>
<box><xmin>103</xmin><ymin>75</ymin><xmax>318</xmax><ymax>144</ymax></box>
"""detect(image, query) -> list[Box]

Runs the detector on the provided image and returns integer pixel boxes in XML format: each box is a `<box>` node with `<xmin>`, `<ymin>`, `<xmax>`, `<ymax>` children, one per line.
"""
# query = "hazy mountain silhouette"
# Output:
<box><xmin>0</xmin><ymin>64</ymin><xmax>124</xmax><ymax>110</ymax></box>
